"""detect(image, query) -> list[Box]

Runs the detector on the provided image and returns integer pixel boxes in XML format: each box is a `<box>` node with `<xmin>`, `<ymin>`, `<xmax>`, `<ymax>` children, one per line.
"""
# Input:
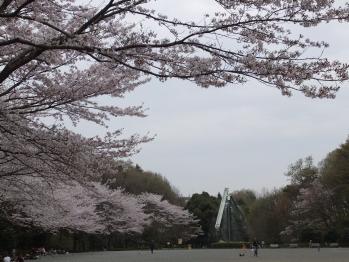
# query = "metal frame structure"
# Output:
<box><xmin>215</xmin><ymin>188</ymin><xmax>229</xmax><ymax>230</ymax></box>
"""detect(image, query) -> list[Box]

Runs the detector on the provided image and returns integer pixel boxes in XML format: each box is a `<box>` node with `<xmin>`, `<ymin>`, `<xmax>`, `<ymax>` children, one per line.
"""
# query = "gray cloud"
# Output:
<box><xmin>76</xmin><ymin>0</ymin><xmax>349</xmax><ymax>196</ymax></box>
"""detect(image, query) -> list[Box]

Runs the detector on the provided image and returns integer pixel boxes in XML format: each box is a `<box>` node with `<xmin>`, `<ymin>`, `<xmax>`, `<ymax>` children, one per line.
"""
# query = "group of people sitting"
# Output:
<box><xmin>239</xmin><ymin>239</ymin><xmax>260</xmax><ymax>257</ymax></box>
<box><xmin>2</xmin><ymin>247</ymin><xmax>48</xmax><ymax>262</ymax></box>
<box><xmin>2</xmin><ymin>254</ymin><xmax>24</xmax><ymax>262</ymax></box>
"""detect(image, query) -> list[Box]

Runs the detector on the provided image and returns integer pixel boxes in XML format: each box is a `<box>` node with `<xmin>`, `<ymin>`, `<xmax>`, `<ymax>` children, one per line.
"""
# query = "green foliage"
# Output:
<box><xmin>321</xmin><ymin>139</ymin><xmax>349</xmax><ymax>196</ymax></box>
<box><xmin>300</xmin><ymin>228</ymin><xmax>322</xmax><ymax>242</ymax></box>
<box><xmin>141</xmin><ymin>221</ymin><xmax>192</xmax><ymax>246</ymax></box>
<box><xmin>4</xmin><ymin>137</ymin><xmax>349</xmax><ymax>252</ymax></box>
<box><xmin>319</xmin><ymin>139</ymin><xmax>349</xmax><ymax>240</ymax></box>
<box><xmin>47</xmin><ymin>231</ymin><xmax>75</xmax><ymax>251</ymax></box>
<box><xmin>285</xmin><ymin>156</ymin><xmax>318</xmax><ymax>186</ymax></box>
<box><xmin>324</xmin><ymin>230</ymin><xmax>339</xmax><ymax>243</ymax></box>
<box><xmin>247</xmin><ymin>190</ymin><xmax>292</xmax><ymax>243</ymax></box>
<box><xmin>232</xmin><ymin>189</ymin><xmax>256</xmax><ymax>217</ymax></box>
<box><xmin>0</xmin><ymin>220</ymin><xmax>17</xmax><ymax>253</ymax></box>
<box><xmin>185</xmin><ymin>192</ymin><xmax>220</xmax><ymax>245</ymax></box>
<box><xmin>104</xmin><ymin>163</ymin><xmax>183</xmax><ymax>206</ymax></box>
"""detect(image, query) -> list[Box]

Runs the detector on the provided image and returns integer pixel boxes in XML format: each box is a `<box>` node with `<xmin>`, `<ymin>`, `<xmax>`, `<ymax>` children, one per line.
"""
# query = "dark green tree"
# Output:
<box><xmin>285</xmin><ymin>156</ymin><xmax>318</xmax><ymax>187</ymax></box>
<box><xmin>232</xmin><ymin>189</ymin><xmax>256</xmax><ymax>218</ymax></box>
<box><xmin>185</xmin><ymin>192</ymin><xmax>220</xmax><ymax>246</ymax></box>
<box><xmin>320</xmin><ymin>138</ymin><xmax>349</xmax><ymax>241</ymax></box>
<box><xmin>103</xmin><ymin>162</ymin><xmax>183</xmax><ymax>205</ymax></box>
<box><xmin>248</xmin><ymin>189</ymin><xmax>292</xmax><ymax>243</ymax></box>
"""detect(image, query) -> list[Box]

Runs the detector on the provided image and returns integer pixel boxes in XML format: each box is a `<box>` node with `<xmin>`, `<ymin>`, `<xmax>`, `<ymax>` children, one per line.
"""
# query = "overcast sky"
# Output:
<box><xmin>82</xmin><ymin>0</ymin><xmax>349</xmax><ymax>196</ymax></box>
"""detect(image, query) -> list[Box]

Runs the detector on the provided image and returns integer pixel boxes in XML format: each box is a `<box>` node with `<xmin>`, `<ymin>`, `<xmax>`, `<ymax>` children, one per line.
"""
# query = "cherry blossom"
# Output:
<box><xmin>1</xmin><ymin>0</ymin><xmax>349</xmax><ymax>187</ymax></box>
<box><xmin>1</xmin><ymin>179</ymin><xmax>149</xmax><ymax>233</ymax></box>
<box><xmin>1</xmin><ymin>0</ymin><xmax>349</xmax><ymax>234</ymax></box>
<box><xmin>1</xmin><ymin>178</ymin><xmax>199</xmax><ymax>235</ymax></box>
<box><xmin>281</xmin><ymin>179</ymin><xmax>336</xmax><ymax>238</ymax></box>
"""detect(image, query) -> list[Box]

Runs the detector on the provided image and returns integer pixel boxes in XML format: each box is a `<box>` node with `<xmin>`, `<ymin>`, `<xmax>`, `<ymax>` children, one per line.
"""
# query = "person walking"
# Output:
<box><xmin>252</xmin><ymin>238</ymin><xmax>259</xmax><ymax>257</ymax></box>
<box><xmin>150</xmin><ymin>240</ymin><xmax>155</xmax><ymax>254</ymax></box>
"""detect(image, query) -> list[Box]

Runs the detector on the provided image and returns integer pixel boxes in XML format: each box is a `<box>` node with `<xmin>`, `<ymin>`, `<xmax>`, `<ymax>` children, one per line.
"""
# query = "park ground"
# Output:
<box><xmin>40</xmin><ymin>248</ymin><xmax>349</xmax><ymax>262</ymax></box>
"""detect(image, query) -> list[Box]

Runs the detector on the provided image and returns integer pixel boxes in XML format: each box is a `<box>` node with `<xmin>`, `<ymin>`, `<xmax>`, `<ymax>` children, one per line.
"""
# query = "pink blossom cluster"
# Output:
<box><xmin>281</xmin><ymin>179</ymin><xmax>336</xmax><ymax>237</ymax></box>
<box><xmin>1</xmin><ymin>0</ymin><xmax>349</xmax><ymax>234</ymax></box>
<box><xmin>1</xmin><ymin>0</ymin><xmax>348</xmax><ymax>183</ymax></box>
<box><xmin>0</xmin><ymin>177</ymin><xmax>198</xmax><ymax>234</ymax></box>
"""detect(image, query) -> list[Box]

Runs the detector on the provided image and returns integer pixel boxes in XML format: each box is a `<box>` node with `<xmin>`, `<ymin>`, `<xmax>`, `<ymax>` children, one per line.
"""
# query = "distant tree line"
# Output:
<box><xmin>186</xmin><ymin>138</ymin><xmax>349</xmax><ymax>246</ymax></box>
<box><xmin>3</xmin><ymin>136</ymin><xmax>349</xmax><ymax>252</ymax></box>
<box><xmin>103</xmin><ymin>162</ymin><xmax>184</xmax><ymax>206</ymax></box>
<box><xmin>2</xmin><ymin>0</ymin><xmax>349</xmax><ymax>255</ymax></box>
<box><xmin>0</xmin><ymin>162</ymin><xmax>199</xmax><ymax>253</ymax></box>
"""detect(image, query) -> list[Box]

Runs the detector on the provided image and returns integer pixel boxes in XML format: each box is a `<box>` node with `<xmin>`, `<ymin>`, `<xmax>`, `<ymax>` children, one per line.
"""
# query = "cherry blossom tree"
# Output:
<box><xmin>139</xmin><ymin>193</ymin><xmax>197</xmax><ymax>226</ymax></box>
<box><xmin>139</xmin><ymin>193</ymin><xmax>201</xmax><ymax>240</ymax></box>
<box><xmin>1</xmin><ymin>0</ymin><xmax>349</xmax><ymax>239</ymax></box>
<box><xmin>1</xmin><ymin>179</ymin><xmax>150</xmax><ymax>233</ymax></box>
<box><xmin>281</xmin><ymin>179</ymin><xmax>337</xmax><ymax>240</ymax></box>
<box><xmin>0</xmin><ymin>178</ymin><xmax>200</xmax><ymax>236</ymax></box>
<box><xmin>1</xmin><ymin>0</ymin><xmax>349</xmax><ymax>190</ymax></box>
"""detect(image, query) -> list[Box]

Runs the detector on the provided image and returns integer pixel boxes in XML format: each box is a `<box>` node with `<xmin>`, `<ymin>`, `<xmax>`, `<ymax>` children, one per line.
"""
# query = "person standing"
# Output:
<box><xmin>252</xmin><ymin>238</ymin><xmax>259</xmax><ymax>257</ymax></box>
<box><xmin>150</xmin><ymin>240</ymin><xmax>155</xmax><ymax>254</ymax></box>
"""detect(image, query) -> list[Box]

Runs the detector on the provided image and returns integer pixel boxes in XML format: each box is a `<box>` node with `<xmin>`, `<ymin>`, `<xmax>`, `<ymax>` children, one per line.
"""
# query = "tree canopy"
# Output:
<box><xmin>2</xmin><ymin>0</ymin><xmax>349</xmax><ymax>247</ymax></box>
<box><xmin>103</xmin><ymin>162</ymin><xmax>183</xmax><ymax>205</ymax></box>
<box><xmin>1</xmin><ymin>0</ymin><xmax>349</xmax><ymax>192</ymax></box>
<box><xmin>185</xmin><ymin>192</ymin><xmax>220</xmax><ymax>245</ymax></box>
